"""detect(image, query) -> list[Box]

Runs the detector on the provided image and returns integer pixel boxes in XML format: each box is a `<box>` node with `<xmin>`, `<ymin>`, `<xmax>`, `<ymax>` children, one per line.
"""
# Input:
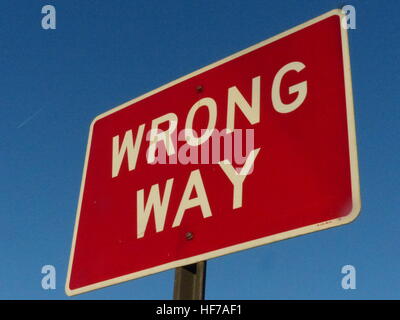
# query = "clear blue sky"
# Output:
<box><xmin>0</xmin><ymin>0</ymin><xmax>399</xmax><ymax>299</ymax></box>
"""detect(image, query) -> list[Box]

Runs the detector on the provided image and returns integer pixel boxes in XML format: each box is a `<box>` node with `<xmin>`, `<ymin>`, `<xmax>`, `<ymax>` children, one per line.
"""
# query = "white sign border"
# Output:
<box><xmin>65</xmin><ymin>9</ymin><xmax>361</xmax><ymax>296</ymax></box>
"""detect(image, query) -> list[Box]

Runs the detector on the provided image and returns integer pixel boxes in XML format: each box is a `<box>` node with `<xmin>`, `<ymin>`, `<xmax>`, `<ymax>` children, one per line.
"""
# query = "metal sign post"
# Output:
<box><xmin>173</xmin><ymin>261</ymin><xmax>206</xmax><ymax>300</ymax></box>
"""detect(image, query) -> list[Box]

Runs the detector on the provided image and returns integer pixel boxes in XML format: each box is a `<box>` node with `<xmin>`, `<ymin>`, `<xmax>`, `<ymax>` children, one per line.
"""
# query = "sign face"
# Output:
<box><xmin>66</xmin><ymin>9</ymin><xmax>360</xmax><ymax>296</ymax></box>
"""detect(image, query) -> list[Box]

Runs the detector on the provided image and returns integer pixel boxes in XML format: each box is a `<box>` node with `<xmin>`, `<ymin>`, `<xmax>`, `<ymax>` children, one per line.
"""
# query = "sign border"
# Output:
<box><xmin>65</xmin><ymin>8</ymin><xmax>361</xmax><ymax>296</ymax></box>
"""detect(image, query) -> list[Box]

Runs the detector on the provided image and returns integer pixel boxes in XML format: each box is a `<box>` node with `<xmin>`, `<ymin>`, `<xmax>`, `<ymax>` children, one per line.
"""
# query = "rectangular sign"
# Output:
<box><xmin>66</xmin><ymin>9</ymin><xmax>360</xmax><ymax>296</ymax></box>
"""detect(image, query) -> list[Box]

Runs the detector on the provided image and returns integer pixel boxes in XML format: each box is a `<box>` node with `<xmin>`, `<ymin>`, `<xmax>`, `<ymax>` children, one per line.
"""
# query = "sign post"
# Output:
<box><xmin>173</xmin><ymin>262</ymin><xmax>206</xmax><ymax>300</ymax></box>
<box><xmin>66</xmin><ymin>9</ymin><xmax>360</xmax><ymax>297</ymax></box>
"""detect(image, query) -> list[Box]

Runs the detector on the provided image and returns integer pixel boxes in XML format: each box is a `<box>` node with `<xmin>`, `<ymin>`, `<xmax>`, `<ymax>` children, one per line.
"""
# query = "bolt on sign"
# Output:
<box><xmin>66</xmin><ymin>9</ymin><xmax>361</xmax><ymax>295</ymax></box>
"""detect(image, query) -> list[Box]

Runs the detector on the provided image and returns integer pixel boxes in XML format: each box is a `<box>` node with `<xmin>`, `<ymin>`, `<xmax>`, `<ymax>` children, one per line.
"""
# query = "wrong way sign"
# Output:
<box><xmin>66</xmin><ymin>9</ymin><xmax>360</xmax><ymax>296</ymax></box>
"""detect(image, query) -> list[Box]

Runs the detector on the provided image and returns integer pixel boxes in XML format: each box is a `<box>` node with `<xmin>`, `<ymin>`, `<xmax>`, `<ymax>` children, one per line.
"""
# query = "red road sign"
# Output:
<box><xmin>66</xmin><ymin>9</ymin><xmax>360</xmax><ymax>295</ymax></box>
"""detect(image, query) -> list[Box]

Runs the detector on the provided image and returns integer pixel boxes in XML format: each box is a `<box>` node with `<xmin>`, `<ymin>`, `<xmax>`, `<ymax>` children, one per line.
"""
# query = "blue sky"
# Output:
<box><xmin>0</xmin><ymin>0</ymin><xmax>399</xmax><ymax>299</ymax></box>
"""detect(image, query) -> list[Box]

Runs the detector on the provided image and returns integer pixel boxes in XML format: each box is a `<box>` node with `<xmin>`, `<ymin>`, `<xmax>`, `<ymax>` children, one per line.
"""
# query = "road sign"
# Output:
<box><xmin>66</xmin><ymin>9</ymin><xmax>360</xmax><ymax>296</ymax></box>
